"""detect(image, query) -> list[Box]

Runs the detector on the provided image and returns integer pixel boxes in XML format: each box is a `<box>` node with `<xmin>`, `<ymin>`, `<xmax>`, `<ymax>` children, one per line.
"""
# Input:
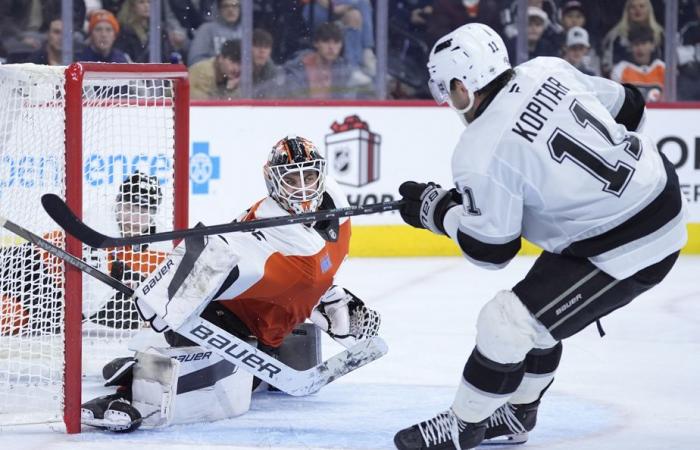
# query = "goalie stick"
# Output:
<box><xmin>41</xmin><ymin>193</ymin><xmax>403</xmax><ymax>248</ymax></box>
<box><xmin>0</xmin><ymin>214</ymin><xmax>388</xmax><ymax>396</ymax></box>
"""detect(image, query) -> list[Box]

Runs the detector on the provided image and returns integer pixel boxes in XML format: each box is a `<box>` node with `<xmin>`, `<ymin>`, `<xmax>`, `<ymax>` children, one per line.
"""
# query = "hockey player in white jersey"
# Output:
<box><xmin>394</xmin><ymin>23</ymin><xmax>687</xmax><ymax>450</ymax></box>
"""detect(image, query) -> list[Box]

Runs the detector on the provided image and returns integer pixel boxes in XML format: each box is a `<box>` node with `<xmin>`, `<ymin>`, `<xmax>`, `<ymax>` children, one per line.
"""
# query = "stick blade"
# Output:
<box><xmin>41</xmin><ymin>193</ymin><xmax>111</xmax><ymax>248</ymax></box>
<box><xmin>289</xmin><ymin>336</ymin><xmax>389</xmax><ymax>396</ymax></box>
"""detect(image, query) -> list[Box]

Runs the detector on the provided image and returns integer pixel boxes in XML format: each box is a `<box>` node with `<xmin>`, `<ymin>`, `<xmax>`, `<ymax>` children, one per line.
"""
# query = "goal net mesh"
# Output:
<box><xmin>0</xmin><ymin>64</ymin><xmax>179</xmax><ymax>426</ymax></box>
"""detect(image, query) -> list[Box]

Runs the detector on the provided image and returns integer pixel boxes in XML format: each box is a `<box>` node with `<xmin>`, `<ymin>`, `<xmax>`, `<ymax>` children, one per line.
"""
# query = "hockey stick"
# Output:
<box><xmin>41</xmin><ymin>193</ymin><xmax>403</xmax><ymax>248</ymax></box>
<box><xmin>0</xmin><ymin>215</ymin><xmax>388</xmax><ymax>396</ymax></box>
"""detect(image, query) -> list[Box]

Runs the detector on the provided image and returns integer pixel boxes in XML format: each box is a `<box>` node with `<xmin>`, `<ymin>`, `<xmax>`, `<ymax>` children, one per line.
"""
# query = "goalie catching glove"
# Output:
<box><xmin>310</xmin><ymin>285</ymin><xmax>381</xmax><ymax>348</ymax></box>
<box><xmin>398</xmin><ymin>181</ymin><xmax>460</xmax><ymax>235</ymax></box>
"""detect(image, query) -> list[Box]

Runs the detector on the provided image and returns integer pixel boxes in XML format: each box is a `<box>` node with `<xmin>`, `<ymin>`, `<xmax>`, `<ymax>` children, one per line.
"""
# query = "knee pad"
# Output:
<box><xmin>476</xmin><ymin>291</ymin><xmax>557</xmax><ymax>364</ymax></box>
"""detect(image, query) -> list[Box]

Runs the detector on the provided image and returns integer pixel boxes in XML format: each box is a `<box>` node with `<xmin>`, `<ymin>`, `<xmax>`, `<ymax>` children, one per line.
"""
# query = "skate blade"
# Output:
<box><xmin>479</xmin><ymin>432</ymin><xmax>528</xmax><ymax>446</ymax></box>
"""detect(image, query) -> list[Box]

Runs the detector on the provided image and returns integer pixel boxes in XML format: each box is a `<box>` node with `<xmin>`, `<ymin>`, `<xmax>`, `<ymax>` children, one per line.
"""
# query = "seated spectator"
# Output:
<box><xmin>677</xmin><ymin>0</ymin><xmax>700</xmax><ymax>100</ymax></box>
<box><xmin>115</xmin><ymin>0</ymin><xmax>173</xmax><ymax>62</ymax></box>
<box><xmin>602</xmin><ymin>0</ymin><xmax>663</xmax><ymax>76</ymax></box>
<box><xmin>189</xmin><ymin>39</ymin><xmax>241</xmax><ymax>100</ymax></box>
<box><xmin>282</xmin><ymin>22</ymin><xmax>367</xmax><ymax>100</ymax></box>
<box><xmin>302</xmin><ymin>0</ymin><xmax>376</xmax><ymax>74</ymax></box>
<box><xmin>0</xmin><ymin>0</ymin><xmax>86</xmax><ymax>63</ymax></box>
<box><xmin>426</xmin><ymin>0</ymin><xmax>502</xmax><ymax>48</ymax></box>
<box><xmin>557</xmin><ymin>1</ymin><xmax>601</xmax><ymax>75</ymax></box>
<box><xmin>27</xmin><ymin>17</ymin><xmax>63</xmax><ymax>65</ymax></box>
<box><xmin>500</xmin><ymin>0</ymin><xmax>560</xmax><ymax>42</ymax></box>
<box><xmin>188</xmin><ymin>0</ymin><xmax>241</xmax><ymax>65</ymax></box>
<box><xmin>522</xmin><ymin>6</ymin><xmax>560</xmax><ymax>58</ymax></box>
<box><xmin>77</xmin><ymin>9</ymin><xmax>130</xmax><ymax>63</ymax></box>
<box><xmin>165</xmin><ymin>0</ymin><xmax>216</xmax><ymax>40</ymax></box>
<box><xmin>610</xmin><ymin>25</ymin><xmax>665</xmax><ymax>102</ymax></box>
<box><xmin>562</xmin><ymin>27</ymin><xmax>595</xmax><ymax>76</ymax></box>
<box><xmin>560</xmin><ymin>1</ymin><xmax>586</xmax><ymax>32</ymax></box>
<box><xmin>252</xmin><ymin>29</ymin><xmax>284</xmax><ymax>99</ymax></box>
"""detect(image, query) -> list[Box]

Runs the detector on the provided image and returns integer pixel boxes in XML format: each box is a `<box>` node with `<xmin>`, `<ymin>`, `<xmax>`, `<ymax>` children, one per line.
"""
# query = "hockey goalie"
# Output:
<box><xmin>80</xmin><ymin>136</ymin><xmax>382</xmax><ymax>432</ymax></box>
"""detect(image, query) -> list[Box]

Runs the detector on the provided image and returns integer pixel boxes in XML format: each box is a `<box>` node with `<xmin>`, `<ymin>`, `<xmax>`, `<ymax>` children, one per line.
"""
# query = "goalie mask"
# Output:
<box><xmin>115</xmin><ymin>171</ymin><xmax>163</xmax><ymax>237</ymax></box>
<box><xmin>264</xmin><ymin>136</ymin><xmax>327</xmax><ymax>215</ymax></box>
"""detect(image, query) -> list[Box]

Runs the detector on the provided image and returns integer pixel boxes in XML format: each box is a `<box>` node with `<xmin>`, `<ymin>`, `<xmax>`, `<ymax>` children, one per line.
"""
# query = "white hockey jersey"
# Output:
<box><xmin>442</xmin><ymin>57</ymin><xmax>687</xmax><ymax>279</ymax></box>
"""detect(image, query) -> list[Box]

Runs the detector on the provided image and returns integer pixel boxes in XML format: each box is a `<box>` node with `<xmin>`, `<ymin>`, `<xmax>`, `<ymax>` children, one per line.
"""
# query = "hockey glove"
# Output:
<box><xmin>310</xmin><ymin>285</ymin><xmax>381</xmax><ymax>349</ymax></box>
<box><xmin>398</xmin><ymin>181</ymin><xmax>460</xmax><ymax>235</ymax></box>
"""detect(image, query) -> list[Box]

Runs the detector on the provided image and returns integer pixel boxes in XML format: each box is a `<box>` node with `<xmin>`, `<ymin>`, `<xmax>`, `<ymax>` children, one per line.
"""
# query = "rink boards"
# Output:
<box><xmin>188</xmin><ymin>103</ymin><xmax>700</xmax><ymax>256</ymax></box>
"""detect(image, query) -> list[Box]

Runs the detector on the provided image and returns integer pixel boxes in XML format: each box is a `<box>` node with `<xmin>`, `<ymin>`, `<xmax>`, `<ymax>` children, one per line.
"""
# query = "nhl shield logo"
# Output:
<box><xmin>334</xmin><ymin>148</ymin><xmax>351</xmax><ymax>173</ymax></box>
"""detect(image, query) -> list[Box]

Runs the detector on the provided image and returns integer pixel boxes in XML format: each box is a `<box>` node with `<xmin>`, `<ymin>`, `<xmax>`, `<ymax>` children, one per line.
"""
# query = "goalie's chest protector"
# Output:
<box><xmin>217</xmin><ymin>192</ymin><xmax>351</xmax><ymax>347</ymax></box>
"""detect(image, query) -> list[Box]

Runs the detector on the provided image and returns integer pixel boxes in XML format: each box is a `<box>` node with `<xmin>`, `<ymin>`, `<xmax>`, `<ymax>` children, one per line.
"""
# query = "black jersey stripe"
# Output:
<box><xmin>563</xmin><ymin>152</ymin><xmax>682</xmax><ymax>258</ymax></box>
<box><xmin>456</xmin><ymin>229</ymin><xmax>521</xmax><ymax>265</ymax></box>
<box><xmin>615</xmin><ymin>84</ymin><xmax>646</xmax><ymax>131</ymax></box>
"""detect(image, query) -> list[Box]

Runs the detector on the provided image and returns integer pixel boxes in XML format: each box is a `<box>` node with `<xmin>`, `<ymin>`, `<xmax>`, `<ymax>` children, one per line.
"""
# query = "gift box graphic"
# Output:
<box><xmin>325</xmin><ymin>115</ymin><xmax>381</xmax><ymax>187</ymax></box>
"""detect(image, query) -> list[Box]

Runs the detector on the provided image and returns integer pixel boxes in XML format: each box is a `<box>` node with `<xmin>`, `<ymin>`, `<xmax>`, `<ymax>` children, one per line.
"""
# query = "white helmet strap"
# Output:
<box><xmin>448</xmin><ymin>87</ymin><xmax>475</xmax><ymax>115</ymax></box>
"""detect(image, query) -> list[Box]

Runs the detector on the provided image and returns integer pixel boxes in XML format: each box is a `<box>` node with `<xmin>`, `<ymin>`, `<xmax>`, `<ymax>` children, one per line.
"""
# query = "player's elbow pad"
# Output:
<box><xmin>614</xmin><ymin>83</ymin><xmax>646</xmax><ymax>131</ymax></box>
<box><xmin>456</xmin><ymin>230</ymin><xmax>521</xmax><ymax>267</ymax></box>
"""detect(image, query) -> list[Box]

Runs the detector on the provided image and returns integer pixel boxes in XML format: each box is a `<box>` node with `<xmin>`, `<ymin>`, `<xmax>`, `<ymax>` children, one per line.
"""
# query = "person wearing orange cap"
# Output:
<box><xmin>77</xmin><ymin>9</ymin><xmax>130</xmax><ymax>63</ymax></box>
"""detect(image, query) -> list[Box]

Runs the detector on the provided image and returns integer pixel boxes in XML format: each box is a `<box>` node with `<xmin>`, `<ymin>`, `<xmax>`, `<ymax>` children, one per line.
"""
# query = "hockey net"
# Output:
<box><xmin>0</xmin><ymin>63</ymin><xmax>189</xmax><ymax>432</ymax></box>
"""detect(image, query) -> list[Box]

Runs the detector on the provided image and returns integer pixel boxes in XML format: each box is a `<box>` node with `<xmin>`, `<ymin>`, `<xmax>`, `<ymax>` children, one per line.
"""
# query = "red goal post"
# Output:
<box><xmin>0</xmin><ymin>63</ymin><xmax>189</xmax><ymax>433</ymax></box>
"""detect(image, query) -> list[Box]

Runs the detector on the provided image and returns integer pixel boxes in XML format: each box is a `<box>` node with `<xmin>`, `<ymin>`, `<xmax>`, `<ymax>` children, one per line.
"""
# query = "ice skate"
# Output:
<box><xmin>394</xmin><ymin>409</ymin><xmax>487</xmax><ymax>450</ymax></box>
<box><xmin>481</xmin><ymin>401</ymin><xmax>539</xmax><ymax>445</ymax></box>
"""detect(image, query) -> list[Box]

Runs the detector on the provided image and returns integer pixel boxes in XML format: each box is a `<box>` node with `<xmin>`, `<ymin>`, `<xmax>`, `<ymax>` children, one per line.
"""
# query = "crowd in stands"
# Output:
<box><xmin>1</xmin><ymin>0</ymin><xmax>699</xmax><ymax>101</ymax></box>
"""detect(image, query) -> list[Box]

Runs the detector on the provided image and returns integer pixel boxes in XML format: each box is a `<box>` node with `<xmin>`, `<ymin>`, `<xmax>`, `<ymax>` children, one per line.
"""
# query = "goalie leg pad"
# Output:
<box><xmin>131</xmin><ymin>346</ymin><xmax>253</xmax><ymax>428</ymax></box>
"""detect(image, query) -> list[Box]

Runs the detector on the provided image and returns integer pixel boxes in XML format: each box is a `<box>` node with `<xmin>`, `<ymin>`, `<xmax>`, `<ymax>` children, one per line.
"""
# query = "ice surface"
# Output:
<box><xmin>1</xmin><ymin>256</ymin><xmax>698</xmax><ymax>450</ymax></box>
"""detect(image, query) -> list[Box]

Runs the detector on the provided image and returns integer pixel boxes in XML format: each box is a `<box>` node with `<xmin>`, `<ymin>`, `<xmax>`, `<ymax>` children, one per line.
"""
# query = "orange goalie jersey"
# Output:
<box><xmin>214</xmin><ymin>179</ymin><xmax>351</xmax><ymax>347</ymax></box>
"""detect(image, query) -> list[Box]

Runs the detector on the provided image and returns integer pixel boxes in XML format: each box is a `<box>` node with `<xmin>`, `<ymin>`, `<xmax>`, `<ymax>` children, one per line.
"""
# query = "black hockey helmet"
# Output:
<box><xmin>116</xmin><ymin>171</ymin><xmax>162</xmax><ymax>213</ymax></box>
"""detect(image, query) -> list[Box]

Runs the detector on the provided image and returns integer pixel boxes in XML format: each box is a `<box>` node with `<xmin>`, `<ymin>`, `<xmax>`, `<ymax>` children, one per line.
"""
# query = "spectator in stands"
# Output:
<box><xmin>678</xmin><ymin>0</ymin><xmax>700</xmax><ymax>100</ymax></box>
<box><xmin>77</xmin><ymin>9</ymin><xmax>130</xmax><ymax>63</ymax></box>
<box><xmin>499</xmin><ymin>0</ymin><xmax>560</xmax><ymax>43</ymax></box>
<box><xmin>283</xmin><ymin>22</ymin><xmax>365</xmax><ymax>100</ymax></box>
<box><xmin>27</xmin><ymin>17</ymin><xmax>63</xmax><ymax>65</ymax></box>
<box><xmin>115</xmin><ymin>0</ymin><xmax>173</xmax><ymax>63</ymax></box>
<box><xmin>188</xmin><ymin>0</ymin><xmax>241</xmax><ymax>65</ymax></box>
<box><xmin>252</xmin><ymin>29</ymin><xmax>284</xmax><ymax>99</ymax></box>
<box><xmin>426</xmin><ymin>0</ymin><xmax>502</xmax><ymax>48</ymax></box>
<box><xmin>611</xmin><ymin>25</ymin><xmax>665</xmax><ymax>102</ymax></box>
<box><xmin>602</xmin><ymin>0</ymin><xmax>664</xmax><ymax>76</ymax></box>
<box><xmin>189</xmin><ymin>39</ymin><xmax>241</xmax><ymax>100</ymax></box>
<box><xmin>302</xmin><ymin>0</ymin><xmax>376</xmax><ymax>75</ymax></box>
<box><xmin>0</xmin><ymin>0</ymin><xmax>86</xmax><ymax>63</ymax></box>
<box><xmin>165</xmin><ymin>0</ymin><xmax>216</xmax><ymax>40</ymax></box>
<box><xmin>562</xmin><ymin>27</ymin><xmax>595</xmax><ymax>76</ymax></box>
<box><xmin>559</xmin><ymin>1</ymin><xmax>586</xmax><ymax>32</ymax></box>
<box><xmin>522</xmin><ymin>6</ymin><xmax>560</xmax><ymax>58</ymax></box>
<box><xmin>557</xmin><ymin>1</ymin><xmax>601</xmax><ymax>75</ymax></box>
